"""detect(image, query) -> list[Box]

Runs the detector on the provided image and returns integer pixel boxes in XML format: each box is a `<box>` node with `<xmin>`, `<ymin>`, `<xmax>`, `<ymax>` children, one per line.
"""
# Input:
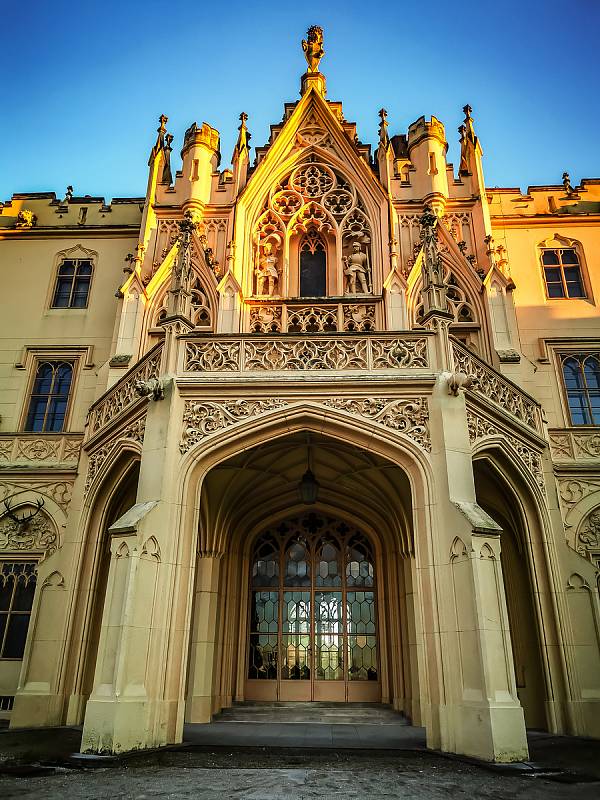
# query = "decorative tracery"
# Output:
<box><xmin>252</xmin><ymin>160</ymin><xmax>373</xmax><ymax>298</ymax></box>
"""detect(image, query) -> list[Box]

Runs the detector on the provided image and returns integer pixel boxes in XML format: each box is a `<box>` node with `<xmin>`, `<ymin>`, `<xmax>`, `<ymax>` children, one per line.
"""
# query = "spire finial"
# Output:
<box><xmin>149</xmin><ymin>113</ymin><xmax>169</xmax><ymax>166</ymax></box>
<box><xmin>302</xmin><ymin>25</ymin><xmax>325</xmax><ymax>73</ymax></box>
<box><xmin>233</xmin><ymin>112</ymin><xmax>251</xmax><ymax>159</ymax></box>
<box><xmin>562</xmin><ymin>171</ymin><xmax>575</xmax><ymax>196</ymax></box>
<box><xmin>378</xmin><ymin>108</ymin><xmax>390</xmax><ymax>148</ymax></box>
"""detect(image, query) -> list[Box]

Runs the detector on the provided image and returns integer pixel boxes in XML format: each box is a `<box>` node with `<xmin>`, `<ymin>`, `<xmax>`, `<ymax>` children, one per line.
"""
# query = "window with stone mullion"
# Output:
<box><xmin>52</xmin><ymin>259</ymin><xmax>93</xmax><ymax>308</ymax></box>
<box><xmin>542</xmin><ymin>249</ymin><xmax>585</xmax><ymax>299</ymax></box>
<box><xmin>562</xmin><ymin>354</ymin><xmax>600</xmax><ymax>425</ymax></box>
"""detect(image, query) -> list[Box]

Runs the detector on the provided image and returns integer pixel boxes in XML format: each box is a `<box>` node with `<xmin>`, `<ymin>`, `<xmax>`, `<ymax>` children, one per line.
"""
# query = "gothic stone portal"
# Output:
<box><xmin>246</xmin><ymin>513</ymin><xmax>380</xmax><ymax>702</ymax></box>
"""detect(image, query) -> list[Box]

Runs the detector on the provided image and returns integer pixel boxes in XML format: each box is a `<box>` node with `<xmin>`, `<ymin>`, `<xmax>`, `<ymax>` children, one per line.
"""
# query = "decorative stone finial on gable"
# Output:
<box><xmin>302</xmin><ymin>25</ymin><xmax>324</xmax><ymax>72</ymax></box>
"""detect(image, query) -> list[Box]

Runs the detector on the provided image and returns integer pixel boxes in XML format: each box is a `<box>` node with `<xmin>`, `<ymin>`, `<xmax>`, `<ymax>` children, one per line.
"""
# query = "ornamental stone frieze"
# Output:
<box><xmin>84</xmin><ymin>416</ymin><xmax>146</xmax><ymax>496</ymax></box>
<box><xmin>555</xmin><ymin>477</ymin><xmax>600</xmax><ymax>557</ymax></box>
<box><xmin>86</xmin><ymin>344</ymin><xmax>162</xmax><ymax>438</ymax></box>
<box><xmin>578</xmin><ymin>509</ymin><xmax>600</xmax><ymax>564</ymax></box>
<box><xmin>184</xmin><ymin>335</ymin><xmax>429</xmax><ymax>373</ymax></box>
<box><xmin>548</xmin><ymin>429</ymin><xmax>600</xmax><ymax>462</ymax></box>
<box><xmin>0</xmin><ymin>480</ymin><xmax>73</xmax><ymax>514</ymax></box>
<box><xmin>452</xmin><ymin>341</ymin><xmax>541</xmax><ymax>433</ymax></box>
<box><xmin>0</xmin><ymin>511</ymin><xmax>58</xmax><ymax>559</ymax></box>
<box><xmin>323</xmin><ymin>397</ymin><xmax>430</xmax><ymax>451</ymax></box>
<box><xmin>249</xmin><ymin>302</ymin><xmax>377</xmax><ymax>334</ymax></box>
<box><xmin>466</xmin><ymin>409</ymin><xmax>545</xmax><ymax>492</ymax></box>
<box><xmin>0</xmin><ymin>434</ymin><xmax>82</xmax><ymax>466</ymax></box>
<box><xmin>180</xmin><ymin>396</ymin><xmax>430</xmax><ymax>454</ymax></box>
<box><xmin>180</xmin><ymin>399</ymin><xmax>288</xmax><ymax>453</ymax></box>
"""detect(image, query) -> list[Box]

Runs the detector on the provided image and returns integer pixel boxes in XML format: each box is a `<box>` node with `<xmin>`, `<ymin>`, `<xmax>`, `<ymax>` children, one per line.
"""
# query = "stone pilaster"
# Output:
<box><xmin>423</xmin><ymin>374</ymin><xmax>528</xmax><ymax>761</ymax></box>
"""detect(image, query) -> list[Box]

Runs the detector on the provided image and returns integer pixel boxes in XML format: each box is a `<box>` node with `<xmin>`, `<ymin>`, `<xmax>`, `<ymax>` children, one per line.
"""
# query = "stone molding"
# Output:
<box><xmin>549</xmin><ymin>428</ymin><xmax>600</xmax><ymax>462</ymax></box>
<box><xmin>180</xmin><ymin>396</ymin><xmax>430</xmax><ymax>454</ymax></box>
<box><xmin>84</xmin><ymin>416</ymin><xmax>146</xmax><ymax>496</ymax></box>
<box><xmin>0</xmin><ymin>434</ymin><xmax>82</xmax><ymax>466</ymax></box>
<box><xmin>184</xmin><ymin>335</ymin><xmax>429</xmax><ymax>373</ymax></box>
<box><xmin>467</xmin><ymin>408</ymin><xmax>545</xmax><ymax>492</ymax></box>
<box><xmin>86</xmin><ymin>344</ymin><xmax>162</xmax><ymax>438</ymax></box>
<box><xmin>452</xmin><ymin>340</ymin><xmax>540</xmax><ymax>432</ymax></box>
<box><xmin>578</xmin><ymin>508</ymin><xmax>600</xmax><ymax>565</ymax></box>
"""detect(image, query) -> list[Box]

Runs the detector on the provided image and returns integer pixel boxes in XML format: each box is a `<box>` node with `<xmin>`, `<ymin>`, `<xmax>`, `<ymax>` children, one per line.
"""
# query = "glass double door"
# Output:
<box><xmin>246</xmin><ymin>514</ymin><xmax>380</xmax><ymax>702</ymax></box>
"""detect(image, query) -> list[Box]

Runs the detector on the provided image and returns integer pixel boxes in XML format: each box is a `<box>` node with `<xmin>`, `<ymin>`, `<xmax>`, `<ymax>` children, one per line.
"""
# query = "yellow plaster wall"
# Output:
<box><xmin>0</xmin><ymin>233</ymin><xmax>138</xmax><ymax>432</ymax></box>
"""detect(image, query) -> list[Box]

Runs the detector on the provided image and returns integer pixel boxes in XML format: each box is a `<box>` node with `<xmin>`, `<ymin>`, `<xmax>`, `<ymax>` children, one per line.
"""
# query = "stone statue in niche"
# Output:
<box><xmin>255</xmin><ymin>241</ymin><xmax>280</xmax><ymax>296</ymax></box>
<box><xmin>343</xmin><ymin>241</ymin><xmax>371</xmax><ymax>294</ymax></box>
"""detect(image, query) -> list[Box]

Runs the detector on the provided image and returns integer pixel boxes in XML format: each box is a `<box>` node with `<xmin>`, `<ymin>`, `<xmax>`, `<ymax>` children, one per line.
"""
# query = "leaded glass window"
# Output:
<box><xmin>24</xmin><ymin>361</ymin><xmax>73</xmax><ymax>432</ymax></box>
<box><xmin>0</xmin><ymin>562</ymin><xmax>37</xmax><ymax>659</ymax></box>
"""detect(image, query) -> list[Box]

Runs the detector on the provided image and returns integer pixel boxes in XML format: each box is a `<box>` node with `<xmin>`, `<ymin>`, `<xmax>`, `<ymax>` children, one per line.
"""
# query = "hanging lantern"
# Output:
<box><xmin>298</xmin><ymin>467</ymin><xmax>319</xmax><ymax>505</ymax></box>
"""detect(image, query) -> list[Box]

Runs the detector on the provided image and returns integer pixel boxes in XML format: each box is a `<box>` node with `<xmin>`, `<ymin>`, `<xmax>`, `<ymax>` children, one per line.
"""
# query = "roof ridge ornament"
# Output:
<box><xmin>300</xmin><ymin>26</ymin><xmax>326</xmax><ymax>97</ymax></box>
<box><xmin>302</xmin><ymin>25</ymin><xmax>324</xmax><ymax>72</ymax></box>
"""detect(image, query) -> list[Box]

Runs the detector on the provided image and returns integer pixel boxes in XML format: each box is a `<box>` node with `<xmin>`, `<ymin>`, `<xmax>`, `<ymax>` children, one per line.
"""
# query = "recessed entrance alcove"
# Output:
<box><xmin>184</xmin><ymin>430</ymin><xmax>420</xmax><ymax>724</ymax></box>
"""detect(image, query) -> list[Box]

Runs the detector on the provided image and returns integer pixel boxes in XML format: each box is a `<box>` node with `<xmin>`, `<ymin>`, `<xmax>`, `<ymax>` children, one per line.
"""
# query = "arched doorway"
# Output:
<box><xmin>247</xmin><ymin>512</ymin><xmax>379</xmax><ymax>702</ymax></box>
<box><xmin>184</xmin><ymin>428</ymin><xmax>420</xmax><ymax>721</ymax></box>
<box><xmin>473</xmin><ymin>457</ymin><xmax>548</xmax><ymax>730</ymax></box>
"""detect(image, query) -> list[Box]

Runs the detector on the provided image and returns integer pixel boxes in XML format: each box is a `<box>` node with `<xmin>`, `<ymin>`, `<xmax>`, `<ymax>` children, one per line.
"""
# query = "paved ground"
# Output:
<box><xmin>2</xmin><ymin>745</ymin><xmax>600</xmax><ymax>800</ymax></box>
<box><xmin>1</xmin><ymin>725</ymin><xmax>600</xmax><ymax>799</ymax></box>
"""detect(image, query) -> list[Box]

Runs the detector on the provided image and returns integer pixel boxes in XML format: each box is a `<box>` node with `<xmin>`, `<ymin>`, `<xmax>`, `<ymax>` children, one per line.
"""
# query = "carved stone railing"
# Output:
<box><xmin>451</xmin><ymin>340</ymin><xmax>542</xmax><ymax>433</ymax></box>
<box><xmin>248</xmin><ymin>300</ymin><xmax>377</xmax><ymax>334</ymax></box>
<box><xmin>86</xmin><ymin>343</ymin><xmax>163</xmax><ymax>439</ymax></box>
<box><xmin>183</xmin><ymin>334</ymin><xmax>431</xmax><ymax>374</ymax></box>
<box><xmin>0</xmin><ymin>433</ymin><xmax>83</xmax><ymax>466</ymax></box>
<box><xmin>549</xmin><ymin>428</ymin><xmax>600</xmax><ymax>462</ymax></box>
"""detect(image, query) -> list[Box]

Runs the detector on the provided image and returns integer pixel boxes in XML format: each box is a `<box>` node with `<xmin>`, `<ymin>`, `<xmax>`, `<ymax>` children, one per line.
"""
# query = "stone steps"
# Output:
<box><xmin>215</xmin><ymin>702</ymin><xmax>409</xmax><ymax>725</ymax></box>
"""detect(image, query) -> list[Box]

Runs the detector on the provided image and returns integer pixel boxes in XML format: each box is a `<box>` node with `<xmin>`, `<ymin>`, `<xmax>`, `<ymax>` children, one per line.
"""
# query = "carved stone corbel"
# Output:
<box><xmin>135</xmin><ymin>377</ymin><xmax>165</xmax><ymax>401</ymax></box>
<box><xmin>445</xmin><ymin>370</ymin><xmax>478</xmax><ymax>397</ymax></box>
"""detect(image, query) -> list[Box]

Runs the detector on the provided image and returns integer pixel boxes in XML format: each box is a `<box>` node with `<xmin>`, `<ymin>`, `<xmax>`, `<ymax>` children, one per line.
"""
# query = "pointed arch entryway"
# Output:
<box><xmin>179</xmin><ymin>416</ymin><xmax>429</xmax><ymax>726</ymax></box>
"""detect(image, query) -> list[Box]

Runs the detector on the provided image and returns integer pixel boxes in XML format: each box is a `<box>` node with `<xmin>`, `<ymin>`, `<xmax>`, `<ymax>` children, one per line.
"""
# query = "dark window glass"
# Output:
<box><xmin>299</xmin><ymin>233</ymin><xmax>327</xmax><ymax>297</ymax></box>
<box><xmin>0</xmin><ymin>562</ymin><xmax>37</xmax><ymax>660</ymax></box>
<box><xmin>542</xmin><ymin>249</ymin><xmax>586</xmax><ymax>299</ymax></box>
<box><xmin>51</xmin><ymin>258</ymin><xmax>93</xmax><ymax>308</ymax></box>
<box><xmin>562</xmin><ymin>354</ymin><xmax>600</xmax><ymax>426</ymax></box>
<box><xmin>25</xmin><ymin>361</ymin><xmax>73</xmax><ymax>433</ymax></box>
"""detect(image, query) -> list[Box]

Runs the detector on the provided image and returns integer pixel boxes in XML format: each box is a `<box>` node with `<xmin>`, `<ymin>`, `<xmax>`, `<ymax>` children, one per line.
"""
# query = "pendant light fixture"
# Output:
<box><xmin>298</xmin><ymin>433</ymin><xmax>319</xmax><ymax>504</ymax></box>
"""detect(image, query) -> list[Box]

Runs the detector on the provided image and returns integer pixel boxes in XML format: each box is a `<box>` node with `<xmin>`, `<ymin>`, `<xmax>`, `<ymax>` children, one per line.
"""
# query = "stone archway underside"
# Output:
<box><xmin>185</xmin><ymin>431</ymin><xmax>419</xmax><ymax>721</ymax></box>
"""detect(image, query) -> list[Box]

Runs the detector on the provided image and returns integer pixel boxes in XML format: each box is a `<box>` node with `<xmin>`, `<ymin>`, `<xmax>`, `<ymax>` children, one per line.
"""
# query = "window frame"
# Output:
<box><xmin>50</xmin><ymin>257</ymin><xmax>94</xmax><ymax>309</ymax></box>
<box><xmin>558</xmin><ymin>351</ymin><xmax>600</xmax><ymax>427</ymax></box>
<box><xmin>0</xmin><ymin>560</ymin><xmax>38</xmax><ymax>661</ymax></box>
<box><xmin>538</xmin><ymin>235</ymin><xmax>591</xmax><ymax>303</ymax></box>
<box><xmin>22</xmin><ymin>359</ymin><xmax>75</xmax><ymax>433</ymax></box>
<box><xmin>47</xmin><ymin>244</ymin><xmax>97</xmax><ymax>312</ymax></box>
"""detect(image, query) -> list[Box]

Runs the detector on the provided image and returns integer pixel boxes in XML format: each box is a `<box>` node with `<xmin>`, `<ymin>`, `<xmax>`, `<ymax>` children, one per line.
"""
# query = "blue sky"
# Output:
<box><xmin>1</xmin><ymin>1</ymin><xmax>598</xmax><ymax>201</ymax></box>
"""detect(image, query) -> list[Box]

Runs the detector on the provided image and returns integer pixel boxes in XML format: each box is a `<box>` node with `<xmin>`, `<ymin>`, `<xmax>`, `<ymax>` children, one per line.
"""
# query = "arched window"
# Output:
<box><xmin>561</xmin><ymin>353</ymin><xmax>600</xmax><ymax>425</ymax></box>
<box><xmin>299</xmin><ymin>230</ymin><xmax>326</xmax><ymax>297</ymax></box>
<box><xmin>51</xmin><ymin>257</ymin><xmax>93</xmax><ymax>307</ymax></box>
<box><xmin>541</xmin><ymin>247</ymin><xmax>586</xmax><ymax>299</ymax></box>
<box><xmin>24</xmin><ymin>361</ymin><xmax>73</xmax><ymax>432</ymax></box>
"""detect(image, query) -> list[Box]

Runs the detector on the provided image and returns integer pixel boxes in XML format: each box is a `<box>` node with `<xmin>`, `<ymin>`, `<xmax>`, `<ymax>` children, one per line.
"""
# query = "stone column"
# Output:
<box><xmin>81</xmin><ymin>377</ymin><xmax>191</xmax><ymax>754</ymax></box>
<box><xmin>185</xmin><ymin>553</ymin><xmax>223</xmax><ymax>722</ymax></box>
<box><xmin>421</xmin><ymin>373</ymin><xmax>528</xmax><ymax>762</ymax></box>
